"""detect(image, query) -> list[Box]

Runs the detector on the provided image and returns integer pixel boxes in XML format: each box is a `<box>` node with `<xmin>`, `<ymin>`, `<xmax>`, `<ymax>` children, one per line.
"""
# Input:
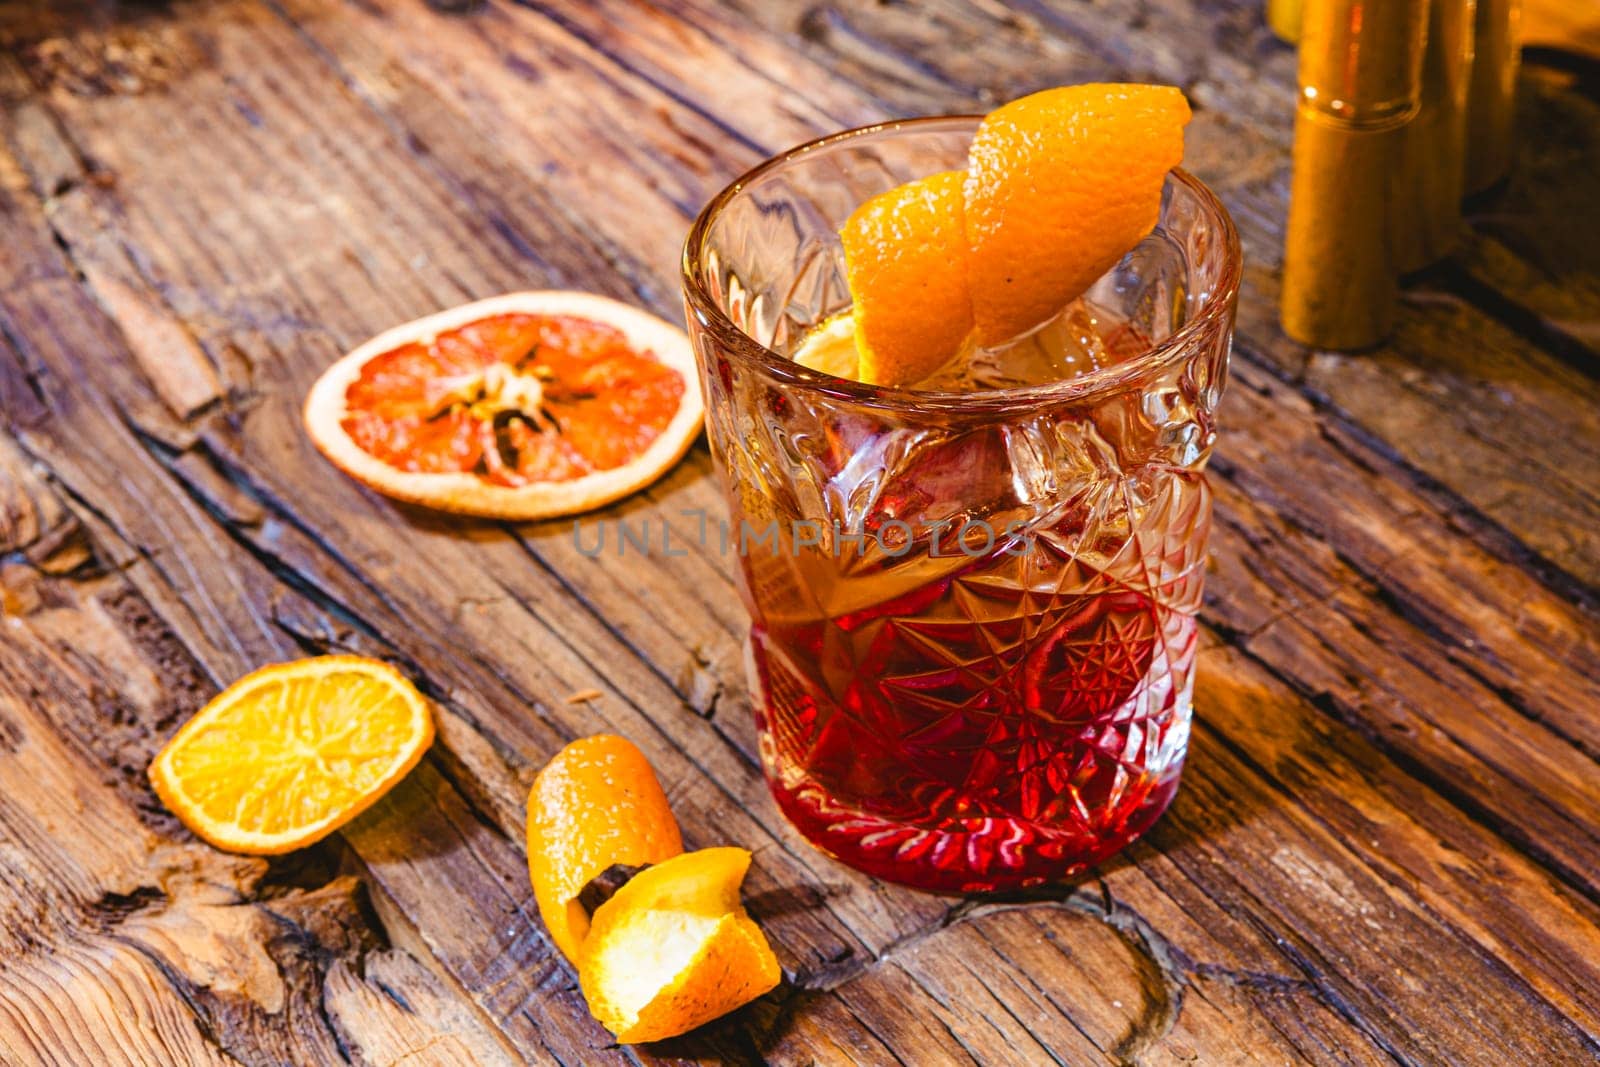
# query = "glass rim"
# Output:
<box><xmin>681</xmin><ymin>115</ymin><xmax>1242</xmax><ymax>415</ymax></box>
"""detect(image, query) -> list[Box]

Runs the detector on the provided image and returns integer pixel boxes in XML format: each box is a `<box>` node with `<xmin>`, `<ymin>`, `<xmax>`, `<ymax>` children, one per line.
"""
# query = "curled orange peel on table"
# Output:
<box><xmin>526</xmin><ymin>736</ymin><xmax>781</xmax><ymax>1043</ymax></box>
<box><xmin>835</xmin><ymin>83</ymin><xmax>1192</xmax><ymax>387</ymax></box>
<box><xmin>579</xmin><ymin>847</ymin><xmax>782</xmax><ymax>1044</ymax></box>
<box><xmin>526</xmin><ymin>733</ymin><xmax>684</xmax><ymax>964</ymax></box>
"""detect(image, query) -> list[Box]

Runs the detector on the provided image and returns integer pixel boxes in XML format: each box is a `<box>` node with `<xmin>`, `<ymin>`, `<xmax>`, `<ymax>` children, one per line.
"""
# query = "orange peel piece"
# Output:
<box><xmin>526</xmin><ymin>735</ymin><xmax>684</xmax><ymax>963</ymax></box>
<box><xmin>578</xmin><ymin>847</ymin><xmax>781</xmax><ymax>1044</ymax></box>
<box><xmin>963</xmin><ymin>83</ymin><xmax>1191</xmax><ymax>346</ymax></box>
<box><xmin>839</xmin><ymin>169</ymin><xmax>975</xmax><ymax>387</ymax></box>
<box><xmin>828</xmin><ymin>83</ymin><xmax>1190</xmax><ymax>386</ymax></box>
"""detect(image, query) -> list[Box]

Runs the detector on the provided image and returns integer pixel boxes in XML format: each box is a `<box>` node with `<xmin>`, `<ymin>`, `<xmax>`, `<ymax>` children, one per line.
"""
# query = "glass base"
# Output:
<box><xmin>762</xmin><ymin>751</ymin><xmax>1182</xmax><ymax>894</ymax></box>
<box><xmin>747</xmin><ymin>628</ymin><xmax>1186</xmax><ymax>893</ymax></box>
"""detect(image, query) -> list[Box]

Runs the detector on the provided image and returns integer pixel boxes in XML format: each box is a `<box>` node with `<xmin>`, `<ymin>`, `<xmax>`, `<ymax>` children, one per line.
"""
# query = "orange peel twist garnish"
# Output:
<box><xmin>836</xmin><ymin>83</ymin><xmax>1192</xmax><ymax>387</ymax></box>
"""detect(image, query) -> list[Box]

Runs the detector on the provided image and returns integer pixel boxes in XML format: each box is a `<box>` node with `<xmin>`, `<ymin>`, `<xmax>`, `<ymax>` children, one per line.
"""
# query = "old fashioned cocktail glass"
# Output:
<box><xmin>682</xmin><ymin>118</ymin><xmax>1239</xmax><ymax>892</ymax></box>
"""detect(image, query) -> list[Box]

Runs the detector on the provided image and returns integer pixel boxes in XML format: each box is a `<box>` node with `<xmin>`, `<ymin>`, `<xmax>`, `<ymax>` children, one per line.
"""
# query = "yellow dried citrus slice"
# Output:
<box><xmin>578</xmin><ymin>847</ymin><xmax>781</xmax><ymax>1044</ymax></box>
<box><xmin>791</xmin><ymin>310</ymin><xmax>860</xmax><ymax>379</ymax></box>
<box><xmin>526</xmin><ymin>734</ymin><xmax>684</xmax><ymax>963</ymax></box>
<box><xmin>149</xmin><ymin>656</ymin><xmax>433</xmax><ymax>855</ymax></box>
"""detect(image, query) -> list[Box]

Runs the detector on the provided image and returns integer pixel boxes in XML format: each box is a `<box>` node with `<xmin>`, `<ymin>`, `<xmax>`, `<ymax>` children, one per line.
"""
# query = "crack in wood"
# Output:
<box><xmin>1225</xmin><ymin>345</ymin><xmax>1600</xmax><ymax>614</ymax></box>
<box><xmin>0</xmin><ymin>311</ymin><xmax>52</xmax><ymax>416</ymax></box>
<box><xmin>28</xmin><ymin>286</ymin><xmax>1587</xmax><ymax>1067</ymax></box>
<box><xmin>2</xmin><ymin>1</ymin><xmax>1597</xmax><ymax>1061</ymax></box>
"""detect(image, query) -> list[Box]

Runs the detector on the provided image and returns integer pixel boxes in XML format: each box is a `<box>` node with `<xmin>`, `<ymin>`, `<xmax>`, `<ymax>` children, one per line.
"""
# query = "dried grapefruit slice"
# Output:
<box><xmin>526</xmin><ymin>735</ymin><xmax>684</xmax><ymax>964</ymax></box>
<box><xmin>149</xmin><ymin>656</ymin><xmax>434</xmax><ymax>855</ymax></box>
<box><xmin>578</xmin><ymin>847</ymin><xmax>781</xmax><ymax>1043</ymax></box>
<box><xmin>304</xmin><ymin>291</ymin><xmax>704</xmax><ymax>520</ymax></box>
<box><xmin>963</xmin><ymin>83</ymin><xmax>1191</xmax><ymax>346</ymax></box>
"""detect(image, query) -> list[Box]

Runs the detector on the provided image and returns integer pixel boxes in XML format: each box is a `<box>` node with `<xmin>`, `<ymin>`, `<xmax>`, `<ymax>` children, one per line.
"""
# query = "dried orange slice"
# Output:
<box><xmin>526</xmin><ymin>735</ymin><xmax>684</xmax><ymax>963</ymax></box>
<box><xmin>149</xmin><ymin>656</ymin><xmax>433</xmax><ymax>855</ymax></box>
<box><xmin>578</xmin><ymin>847</ymin><xmax>781</xmax><ymax>1044</ymax></box>
<box><xmin>963</xmin><ymin>83</ymin><xmax>1191</xmax><ymax>346</ymax></box>
<box><xmin>838</xmin><ymin>170</ymin><xmax>975</xmax><ymax>387</ymax></box>
<box><xmin>304</xmin><ymin>291</ymin><xmax>704</xmax><ymax>520</ymax></box>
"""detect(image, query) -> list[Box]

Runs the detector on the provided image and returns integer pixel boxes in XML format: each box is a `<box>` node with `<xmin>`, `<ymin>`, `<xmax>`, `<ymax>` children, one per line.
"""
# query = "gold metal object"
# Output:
<box><xmin>1281</xmin><ymin>0</ymin><xmax>1430</xmax><ymax>350</ymax></box>
<box><xmin>1466</xmin><ymin>0</ymin><xmax>1521</xmax><ymax>193</ymax></box>
<box><xmin>1398</xmin><ymin>0</ymin><xmax>1476</xmax><ymax>272</ymax></box>
<box><xmin>1268</xmin><ymin>0</ymin><xmax>1303</xmax><ymax>43</ymax></box>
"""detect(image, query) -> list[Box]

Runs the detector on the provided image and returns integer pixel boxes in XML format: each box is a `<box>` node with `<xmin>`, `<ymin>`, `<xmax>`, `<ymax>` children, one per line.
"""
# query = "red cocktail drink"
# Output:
<box><xmin>684</xmin><ymin>117</ymin><xmax>1238</xmax><ymax>892</ymax></box>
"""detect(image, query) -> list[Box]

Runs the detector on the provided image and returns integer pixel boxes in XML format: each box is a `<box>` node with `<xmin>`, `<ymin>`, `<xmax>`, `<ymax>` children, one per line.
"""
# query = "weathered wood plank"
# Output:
<box><xmin>1456</xmin><ymin>66</ymin><xmax>1600</xmax><ymax>359</ymax></box>
<box><xmin>258</xmin><ymin>0</ymin><xmax>1600</xmax><ymax>893</ymax></box>
<box><xmin>0</xmin><ymin>67</ymin><xmax>284</xmax><ymax>678</ymax></box>
<box><xmin>766</xmin><ymin>894</ymin><xmax>1391</xmax><ymax>1067</ymax></box>
<box><xmin>1178</xmin><ymin>647</ymin><xmax>1600</xmax><ymax>1036</ymax></box>
<box><xmin>322</xmin><ymin>949</ymin><xmax>528</xmax><ymax>1067</ymax></box>
<box><xmin>344</xmin><ymin>761</ymin><xmax>637</xmax><ymax>1066</ymax></box>
<box><xmin>0</xmin><ymin>1</ymin><xmax>1597</xmax><ymax>1063</ymax></box>
<box><xmin>0</xmin><ymin>434</ymin><xmax>71</xmax><ymax>560</ymax></box>
<box><xmin>0</xmin><ymin>519</ymin><xmax>521</xmax><ymax>1066</ymax></box>
<box><xmin>1204</xmin><ymin>364</ymin><xmax>1600</xmax><ymax>876</ymax></box>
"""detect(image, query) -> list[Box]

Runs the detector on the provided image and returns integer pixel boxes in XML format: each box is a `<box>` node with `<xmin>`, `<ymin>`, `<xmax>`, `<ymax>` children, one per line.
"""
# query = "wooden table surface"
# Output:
<box><xmin>1</xmin><ymin>2</ymin><xmax>1597</xmax><ymax>1064</ymax></box>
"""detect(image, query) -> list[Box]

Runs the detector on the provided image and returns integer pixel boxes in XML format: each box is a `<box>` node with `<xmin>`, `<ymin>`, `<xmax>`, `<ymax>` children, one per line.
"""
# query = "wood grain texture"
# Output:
<box><xmin>0</xmin><ymin>0</ymin><xmax>1596</xmax><ymax>1064</ymax></box>
<box><xmin>0</xmin><ymin>508</ymin><xmax>522</xmax><ymax>1065</ymax></box>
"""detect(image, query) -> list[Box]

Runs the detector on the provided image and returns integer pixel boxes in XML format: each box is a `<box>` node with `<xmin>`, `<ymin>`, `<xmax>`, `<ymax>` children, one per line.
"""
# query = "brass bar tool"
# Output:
<box><xmin>1466</xmin><ymin>0</ymin><xmax>1521</xmax><ymax>193</ymax></box>
<box><xmin>1269</xmin><ymin>0</ymin><xmax>1303</xmax><ymax>43</ymax></box>
<box><xmin>1281</xmin><ymin>0</ymin><xmax>1430</xmax><ymax>349</ymax></box>
<box><xmin>1398</xmin><ymin>0</ymin><xmax>1476</xmax><ymax>272</ymax></box>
